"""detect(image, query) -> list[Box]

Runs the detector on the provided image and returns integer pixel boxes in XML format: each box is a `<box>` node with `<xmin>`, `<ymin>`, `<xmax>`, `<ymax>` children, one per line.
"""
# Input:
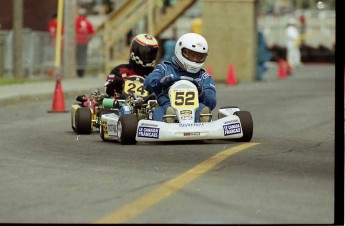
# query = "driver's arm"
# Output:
<box><xmin>143</xmin><ymin>64</ymin><xmax>165</xmax><ymax>95</ymax></box>
<box><xmin>105</xmin><ymin>68</ymin><xmax>123</xmax><ymax>96</ymax></box>
<box><xmin>200</xmin><ymin>76</ymin><xmax>217</xmax><ymax>110</ymax></box>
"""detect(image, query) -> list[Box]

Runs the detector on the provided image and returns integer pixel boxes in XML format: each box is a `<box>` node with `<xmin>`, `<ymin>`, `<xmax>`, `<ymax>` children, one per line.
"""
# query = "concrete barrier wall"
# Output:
<box><xmin>202</xmin><ymin>0</ymin><xmax>256</xmax><ymax>83</ymax></box>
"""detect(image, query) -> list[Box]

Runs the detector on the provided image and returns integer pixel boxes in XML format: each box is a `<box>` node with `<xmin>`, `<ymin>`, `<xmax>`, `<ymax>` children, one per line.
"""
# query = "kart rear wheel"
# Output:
<box><xmin>234</xmin><ymin>111</ymin><xmax>253</xmax><ymax>142</ymax></box>
<box><xmin>75</xmin><ymin>107</ymin><xmax>92</xmax><ymax>134</ymax></box>
<box><xmin>117</xmin><ymin>114</ymin><xmax>138</xmax><ymax>145</ymax></box>
<box><xmin>71</xmin><ymin>103</ymin><xmax>83</xmax><ymax>132</ymax></box>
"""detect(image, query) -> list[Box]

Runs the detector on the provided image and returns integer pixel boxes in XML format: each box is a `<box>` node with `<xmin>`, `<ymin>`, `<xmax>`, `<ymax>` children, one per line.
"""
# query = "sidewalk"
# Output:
<box><xmin>0</xmin><ymin>76</ymin><xmax>106</xmax><ymax>106</ymax></box>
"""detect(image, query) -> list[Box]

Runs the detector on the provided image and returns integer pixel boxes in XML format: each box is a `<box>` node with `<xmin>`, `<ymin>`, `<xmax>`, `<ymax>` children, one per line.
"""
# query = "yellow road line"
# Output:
<box><xmin>96</xmin><ymin>142</ymin><xmax>259</xmax><ymax>223</ymax></box>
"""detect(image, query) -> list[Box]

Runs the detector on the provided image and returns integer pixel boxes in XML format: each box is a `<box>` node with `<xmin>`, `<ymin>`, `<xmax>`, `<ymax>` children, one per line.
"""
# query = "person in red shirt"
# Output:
<box><xmin>48</xmin><ymin>13</ymin><xmax>64</xmax><ymax>43</ymax></box>
<box><xmin>48</xmin><ymin>13</ymin><xmax>64</xmax><ymax>66</ymax></box>
<box><xmin>75</xmin><ymin>7</ymin><xmax>95</xmax><ymax>78</ymax></box>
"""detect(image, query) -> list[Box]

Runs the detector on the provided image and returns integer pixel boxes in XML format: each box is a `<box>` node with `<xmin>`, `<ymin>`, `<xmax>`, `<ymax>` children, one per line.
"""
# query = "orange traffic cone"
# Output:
<box><xmin>206</xmin><ymin>65</ymin><xmax>216</xmax><ymax>82</ymax></box>
<box><xmin>225</xmin><ymin>64</ymin><xmax>237</xmax><ymax>85</ymax></box>
<box><xmin>48</xmin><ymin>75</ymin><xmax>68</xmax><ymax>113</ymax></box>
<box><xmin>277</xmin><ymin>59</ymin><xmax>287</xmax><ymax>79</ymax></box>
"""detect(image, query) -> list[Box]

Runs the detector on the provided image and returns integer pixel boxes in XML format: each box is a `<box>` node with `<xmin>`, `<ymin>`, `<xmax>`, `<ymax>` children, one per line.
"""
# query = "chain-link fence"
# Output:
<box><xmin>0</xmin><ymin>29</ymin><xmax>105</xmax><ymax>78</ymax></box>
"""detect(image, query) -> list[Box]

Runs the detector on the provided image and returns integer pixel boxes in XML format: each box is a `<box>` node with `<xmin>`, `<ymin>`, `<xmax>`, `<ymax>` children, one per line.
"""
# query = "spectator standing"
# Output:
<box><xmin>286</xmin><ymin>18</ymin><xmax>301</xmax><ymax>70</ymax></box>
<box><xmin>75</xmin><ymin>7</ymin><xmax>95</xmax><ymax>78</ymax></box>
<box><xmin>48</xmin><ymin>13</ymin><xmax>64</xmax><ymax>65</ymax></box>
<box><xmin>48</xmin><ymin>13</ymin><xmax>64</xmax><ymax>43</ymax></box>
<box><xmin>48</xmin><ymin>13</ymin><xmax>58</xmax><ymax>42</ymax></box>
<box><xmin>299</xmin><ymin>13</ymin><xmax>306</xmax><ymax>46</ymax></box>
<box><xmin>256</xmin><ymin>30</ymin><xmax>271</xmax><ymax>81</ymax></box>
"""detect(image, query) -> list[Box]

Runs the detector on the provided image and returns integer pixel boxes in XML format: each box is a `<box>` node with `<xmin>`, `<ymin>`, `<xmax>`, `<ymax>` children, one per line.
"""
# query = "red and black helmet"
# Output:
<box><xmin>129</xmin><ymin>34</ymin><xmax>159</xmax><ymax>69</ymax></box>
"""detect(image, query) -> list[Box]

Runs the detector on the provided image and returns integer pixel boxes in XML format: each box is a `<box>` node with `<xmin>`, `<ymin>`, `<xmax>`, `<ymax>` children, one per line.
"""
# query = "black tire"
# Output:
<box><xmin>220</xmin><ymin>106</ymin><xmax>239</xmax><ymax>109</ymax></box>
<box><xmin>71</xmin><ymin>113</ymin><xmax>77</xmax><ymax>132</ymax></box>
<box><xmin>75</xmin><ymin>107</ymin><xmax>92</xmax><ymax>134</ymax></box>
<box><xmin>71</xmin><ymin>103</ymin><xmax>83</xmax><ymax>132</ymax></box>
<box><xmin>117</xmin><ymin>114</ymin><xmax>138</xmax><ymax>145</ymax></box>
<box><xmin>100</xmin><ymin>121</ymin><xmax>106</xmax><ymax>141</ymax></box>
<box><xmin>234</xmin><ymin>111</ymin><xmax>253</xmax><ymax>142</ymax></box>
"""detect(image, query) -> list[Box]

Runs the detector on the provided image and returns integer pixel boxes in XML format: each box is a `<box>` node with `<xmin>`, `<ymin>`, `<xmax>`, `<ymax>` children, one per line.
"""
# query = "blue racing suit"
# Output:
<box><xmin>144</xmin><ymin>57</ymin><xmax>217</xmax><ymax>122</ymax></box>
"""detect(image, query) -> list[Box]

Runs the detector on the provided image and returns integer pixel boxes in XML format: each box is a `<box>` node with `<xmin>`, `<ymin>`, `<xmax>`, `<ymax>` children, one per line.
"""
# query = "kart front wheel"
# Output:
<box><xmin>71</xmin><ymin>113</ymin><xmax>76</xmax><ymax>132</ymax></box>
<box><xmin>100</xmin><ymin>121</ymin><xmax>106</xmax><ymax>141</ymax></box>
<box><xmin>75</xmin><ymin>107</ymin><xmax>92</xmax><ymax>134</ymax></box>
<box><xmin>234</xmin><ymin>111</ymin><xmax>253</xmax><ymax>142</ymax></box>
<box><xmin>117</xmin><ymin>114</ymin><xmax>138</xmax><ymax>145</ymax></box>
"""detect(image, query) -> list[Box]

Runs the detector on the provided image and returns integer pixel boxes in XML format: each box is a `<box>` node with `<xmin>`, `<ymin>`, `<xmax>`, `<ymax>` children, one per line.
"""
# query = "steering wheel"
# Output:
<box><xmin>163</xmin><ymin>75</ymin><xmax>200</xmax><ymax>95</ymax></box>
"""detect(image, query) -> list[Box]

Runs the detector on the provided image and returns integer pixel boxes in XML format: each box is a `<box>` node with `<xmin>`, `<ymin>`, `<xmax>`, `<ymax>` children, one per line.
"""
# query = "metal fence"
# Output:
<box><xmin>0</xmin><ymin>29</ymin><xmax>105</xmax><ymax>78</ymax></box>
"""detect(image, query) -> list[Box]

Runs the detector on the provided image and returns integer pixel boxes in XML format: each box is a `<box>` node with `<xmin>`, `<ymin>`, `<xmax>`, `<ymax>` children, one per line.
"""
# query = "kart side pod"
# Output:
<box><xmin>102</xmin><ymin>98</ymin><xmax>117</xmax><ymax>108</ymax></box>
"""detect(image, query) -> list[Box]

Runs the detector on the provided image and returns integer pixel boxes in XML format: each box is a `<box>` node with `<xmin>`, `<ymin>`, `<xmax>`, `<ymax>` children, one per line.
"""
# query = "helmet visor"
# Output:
<box><xmin>140</xmin><ymin>47</ymin><xmax>158</xmax><ymax>63</ymax></box>
<box><xmin>181</xmin><ymin>48</ymin><xmax>207</xmax><ymax>63</ymax></box>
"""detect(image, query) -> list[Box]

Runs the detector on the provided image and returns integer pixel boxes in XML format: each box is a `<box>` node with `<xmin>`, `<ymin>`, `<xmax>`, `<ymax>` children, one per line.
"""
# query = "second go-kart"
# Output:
<box><xmin>99</xmin><ymin>75</ymin><xmax>158</xmax><ymax>144</ymax></box>
<box><xmin>71</xmin><ymin>75</ymin><xmax>150</xmax><ymax>135</ymax></box>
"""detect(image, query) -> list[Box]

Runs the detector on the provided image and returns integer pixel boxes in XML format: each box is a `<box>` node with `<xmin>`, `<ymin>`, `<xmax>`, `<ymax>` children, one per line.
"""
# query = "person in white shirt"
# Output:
<box><xmin>286</xmin><ymin>18</ymin><xmax>302</xmax><ymax>69</ymax></box>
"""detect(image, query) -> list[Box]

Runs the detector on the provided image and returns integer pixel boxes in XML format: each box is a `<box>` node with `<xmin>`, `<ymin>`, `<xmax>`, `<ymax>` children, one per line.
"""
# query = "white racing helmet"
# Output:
<box><xmin>174</xmin><ymin>33</ymin><xmax>208</xmax><ymax>73</ymax></box>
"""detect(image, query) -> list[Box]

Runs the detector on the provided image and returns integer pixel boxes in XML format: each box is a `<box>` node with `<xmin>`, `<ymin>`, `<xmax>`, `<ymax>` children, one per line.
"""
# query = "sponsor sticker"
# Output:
<box><xmin>181</xmin><ymin>115</ymin><xmax>193</xmax><ymax>120</ymax></box>
<box><xmin>224</xmin><ymin>119</ymin><xmax>239</xmax><ymax>124</ymax></box>
<box><xmin>137</xmin><ymin>126</ymin><xmax>159</xmax><ymax>139</ymax></box>
<box><xmin>223</xmin><ymin>123</ymin><xmax>241</xmax><ymax>136</ymax></box>
<box><xmin>178</xmin><ymin>123</ymin><xmax>205</xmax><ymax>128</ymax></box>
<box><xmin>183</xmin><ymin>132</ymin><xmax>200</xmax><ymax>136</ymax></box>
<box><xmin>180</xmin><ymin>110</ymin><xmax>192</xmax><ymax>115</ymax></box>
<box><xmin>180</xmin><ymin>110</ymin><xmax>193</xmax><ymax>120</ymax></box>
<box><xmin>108</xmin><ymin>123</ymin><xmax>117</xmax><ymax>133</ymax></box>
<box><xmin>141</xmin><ymin>123</ymin><xmax>159</xmax><ymax>127</ymax></box>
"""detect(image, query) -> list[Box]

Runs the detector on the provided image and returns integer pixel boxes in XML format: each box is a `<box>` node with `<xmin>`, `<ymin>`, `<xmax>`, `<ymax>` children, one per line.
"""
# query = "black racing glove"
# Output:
<box><xmin>113</xmin><ymin>74</ymin><xmax>123</xmax><ymax>85</ymax></box>
<box><xmin>160</xmin><ymin>75</ymin><xmax>179</xmax><ymax>89</ymax></box>
<box><xmin>192</xmin><ymin>80</ymin><xmax>204</xmax><ymax>99</ymax></box>
<box><xmin>105</xmin><ymin>73</ymin><xmax>123</xmax><ymax>96</ymax></box>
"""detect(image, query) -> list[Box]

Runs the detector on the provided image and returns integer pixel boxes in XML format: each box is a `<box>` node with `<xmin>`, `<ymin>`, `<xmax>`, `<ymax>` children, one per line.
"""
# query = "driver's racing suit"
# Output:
<box><xmin>143</xmin><ymin>57</ymin><xmax>216</xmax><ymax>122</ymax></box>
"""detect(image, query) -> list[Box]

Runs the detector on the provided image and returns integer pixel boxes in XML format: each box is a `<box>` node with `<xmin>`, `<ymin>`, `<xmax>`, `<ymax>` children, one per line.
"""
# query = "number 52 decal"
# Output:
<box><xmin>171</xmin><ymin>89</ymin><xmax>198</xmax><ymax>109</ymax></box>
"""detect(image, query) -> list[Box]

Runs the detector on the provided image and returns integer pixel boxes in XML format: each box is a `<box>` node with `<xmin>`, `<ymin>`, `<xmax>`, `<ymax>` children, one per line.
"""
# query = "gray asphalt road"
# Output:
<box><xmin>0</xmin><ymin>65</ymin><xmax>337</xmax><ymax>224</ymax></box>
